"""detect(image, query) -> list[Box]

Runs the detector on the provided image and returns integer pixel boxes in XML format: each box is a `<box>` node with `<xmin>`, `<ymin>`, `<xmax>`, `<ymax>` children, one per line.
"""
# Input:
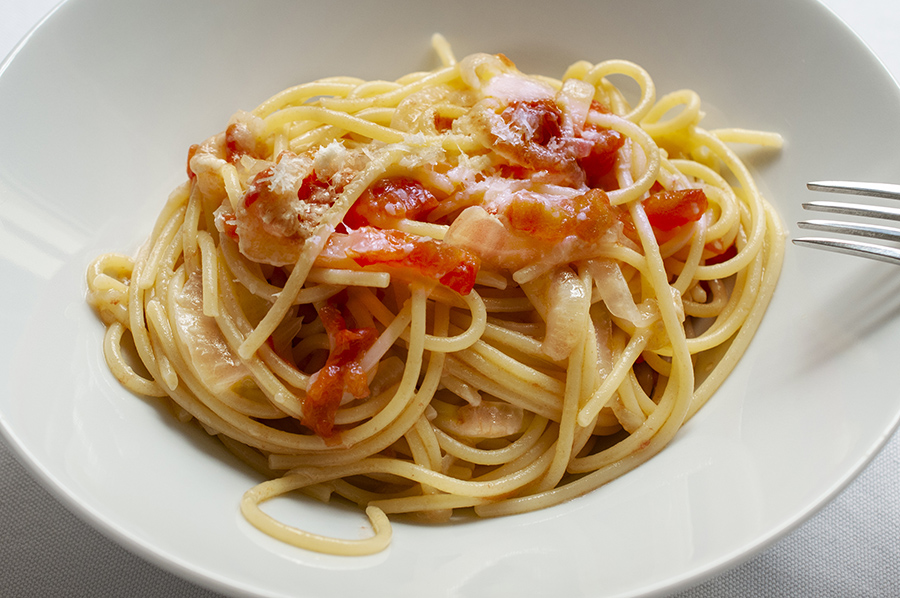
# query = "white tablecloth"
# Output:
<box><xmin>2</xmin><ymin>0</ymin><xmax>898</xmax><ymax>596</ymax></box>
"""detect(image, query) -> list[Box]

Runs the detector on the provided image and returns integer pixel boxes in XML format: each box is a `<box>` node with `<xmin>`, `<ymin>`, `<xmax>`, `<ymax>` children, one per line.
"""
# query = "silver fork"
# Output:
<box><xmin>794</xmin><ymin>181</ymin><xmax>900</xmax><ymax>265</ymax></box>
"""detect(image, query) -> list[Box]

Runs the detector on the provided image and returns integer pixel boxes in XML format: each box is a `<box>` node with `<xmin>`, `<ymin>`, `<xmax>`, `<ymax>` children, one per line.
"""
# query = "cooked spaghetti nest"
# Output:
<box><xmin>87</xmin><ymin>35</ymin><xmax>784</xmax><ymax>555</ymax></box>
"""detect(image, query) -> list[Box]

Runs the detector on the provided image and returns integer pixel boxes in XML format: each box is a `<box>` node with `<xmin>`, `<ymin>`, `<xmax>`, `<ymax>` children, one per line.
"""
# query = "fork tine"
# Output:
<box><xmin>807</xmin><ymin>180</ymin><xmax>900</xmax><ymax>199</ymax></box>
<box><xmin>791</xmin><ymin>237</ymin><xmax>900</xmax><ymax>266</ymax></box>
<box><xmin>797</xmin><ymin>219</ymin><xmax>900</xmax><ymax>242</ymax></box>
<box><xmin>795</xmin><ymin>180</ymin><xmax>900</xmax><ymax>265</ymax></box>
<box><xmin>801</xmin><ymin>200</ymin><xmax>900</xmax><ymax>221</ymax></box>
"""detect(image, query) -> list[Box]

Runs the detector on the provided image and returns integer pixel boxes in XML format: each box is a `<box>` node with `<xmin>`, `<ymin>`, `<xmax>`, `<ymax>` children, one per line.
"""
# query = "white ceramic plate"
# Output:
<box><xmin>3</xmin><ymin>0</ymin><xmax>900</xmax><ymax>596</ymax></box>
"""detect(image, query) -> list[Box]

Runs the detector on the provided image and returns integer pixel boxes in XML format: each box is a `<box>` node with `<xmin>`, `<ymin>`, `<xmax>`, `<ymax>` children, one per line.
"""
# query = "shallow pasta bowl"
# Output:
<box><xmin>2</xmin><ymin>0</ymin><xmax>900</xmax><ymax>596</ymax></box>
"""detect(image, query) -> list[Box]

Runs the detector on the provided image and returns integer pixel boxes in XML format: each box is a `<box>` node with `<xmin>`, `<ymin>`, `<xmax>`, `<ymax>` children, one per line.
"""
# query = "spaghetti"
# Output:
<box><xmin>87</xmin><ymin>35</ymin><xmax>784</xmax><ymax>555</ymax></box>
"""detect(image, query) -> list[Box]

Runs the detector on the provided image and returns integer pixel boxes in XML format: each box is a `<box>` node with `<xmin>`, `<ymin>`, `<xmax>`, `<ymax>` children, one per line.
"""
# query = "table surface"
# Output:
<box><xmin>2</xmin><ymin>1</ymin><xmax>899</xmax><ymax>596</ymax></box>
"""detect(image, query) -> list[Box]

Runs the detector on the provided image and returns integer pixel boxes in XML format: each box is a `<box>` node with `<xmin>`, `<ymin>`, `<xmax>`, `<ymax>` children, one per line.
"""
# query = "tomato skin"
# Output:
<box><xmin>614</xmin><ymin>188</ymin><xmax>708</xmax><ymax>246</ymax></box>
<box><xmin>579</xmin><ymin>127</ymin><xmax>625</xmax><ymax>190</ymax></box>
<box><xmin>242</xmin><ymin>165</ymin><xmax>281</xmax><ymax>208</ymax></box>
<box><xmin>502</xmin><ymin>99</ymin><xmax>563</xmax><ymax>147</ymax></box>
<box><xmin>503</xmin><ymin>188</ymin><xmax>619</xmax><ymax>243</ymax></box>
<box><xmin>217</xmin><ymin>212</ymin><xmax>239</xmax><ymax>240</ymax></box>
<box><xmin>504</xmin><ymin>194</ymin><xmax>570</xmax><ymax>241</ymax></box>
<box><xmin>438</xmin><ymin>258</ymin><xmax>479</xmax><ymax>293</ymax></box>
<box><xmin>303</xmin><ymin>301</ymin><xmax>377</xmax><ymax>438</ymax></box>
<box><xmin>704</xmin><ymin>241</ymin><xmax>737</xmax><ymax>265</ymax></box>
<box><xmin>224</xmin><ymin>122</ymin><xmax>245</xmax><ymax>163</ymax></box>
<box><xmin>296</xmin><ymin>171</ymin><xmax>330</xmax><ymax>202</ymax></box>
<box><xmin>344</xmin><ymin>177</ymin><xmax>439</xmax><ymax>229</ymax></box>
<box><xmin>225</xmin><ymin>121</ymin><xmax>266</xmax><ymax>163</ymax></box>
<box><xmin>338</xmin><ymin>227</ymin><xmax>479</xmax><ymax>295</ymax></box>
<box><xmin>642</xmin><ymin>188</ymin><xmax>708</xmax><ymax>231</ymax></box>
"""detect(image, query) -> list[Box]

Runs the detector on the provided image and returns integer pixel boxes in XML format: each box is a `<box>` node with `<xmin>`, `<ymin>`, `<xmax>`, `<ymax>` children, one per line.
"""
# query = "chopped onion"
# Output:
<box><xmin>173</xmin><ymin>272</ymin><xmax>249</xmax><ymax>394</ymax></box>
<box><xmin>522</xmin><ymin>266</ymin><xmax>590</xmax><ymax>361</ymax></box>
<box><xmin>586</xmin><ymin>258</ymin><xmax>657</xmax><ymax>329</ymax></box>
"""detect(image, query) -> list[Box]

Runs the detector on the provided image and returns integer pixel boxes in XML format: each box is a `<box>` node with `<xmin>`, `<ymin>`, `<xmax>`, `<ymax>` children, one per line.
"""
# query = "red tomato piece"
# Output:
<box><xmin>486</xmin><ymin>99</ymin><xmax>579</xmax><ymax>175</ymax></box>
<box><xmin>303</xmin><ymin>301</ymin><xmax>377</xmax><ymax>437</ymax></box>
<box><xmin>704</xmin><ymin>241</ymin><xmax>738</xmax><ymax>265</ymax></box>
<box><xmin>579</xmin><ymin>127</ymin><xmax>625</xmax><ymax>189</ymax></box>
<box><xmin>241</xmin><ymin>166</ymin><xmax>272</xmax><ymax>208</ymax></box>
<box><xmin>343</xmin><ymin>227</ymin><xmax>479</xmax><ymax>295</ymax></box>
<box><xmin>217</xmin><ymin>212</ymin><xmax>239</xmax><ymax>241</ymax></box>
<box><xmin>225</xmin><ymin>121</ymin><xmax>266</xmax><ymax>163</ymax></box>
<box><xmin>503</xmin><ymin>188</ymin><xmax>620</xmax><ymax>243</ymax></box>
<box><xmin>344</xmin><ymin>177</ymin><xmax>439</xmax><ymax>229</ymax></box>
<box><xmin>503</xmin><ymin>194</ymin><xmax>570</xmax><ymax>241</ymax></box>
<box><xmin>296</xmin><ymin>171</ymin><xmax>330</xmax><ymax>202</ymax></box>
<box><xmin>642</xmin><ymin>188</ymin><xmax>708</xmax><ymax>231</ymax></box>
<box><xmin>224</xmin><ymin>122</ymin><xmax>245</xmax><ymax>163</ymax></box>
<box><xmin>502</xmin><ymin>99</ymin><xmax>563</xmax><ymax>147</ymax></box>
